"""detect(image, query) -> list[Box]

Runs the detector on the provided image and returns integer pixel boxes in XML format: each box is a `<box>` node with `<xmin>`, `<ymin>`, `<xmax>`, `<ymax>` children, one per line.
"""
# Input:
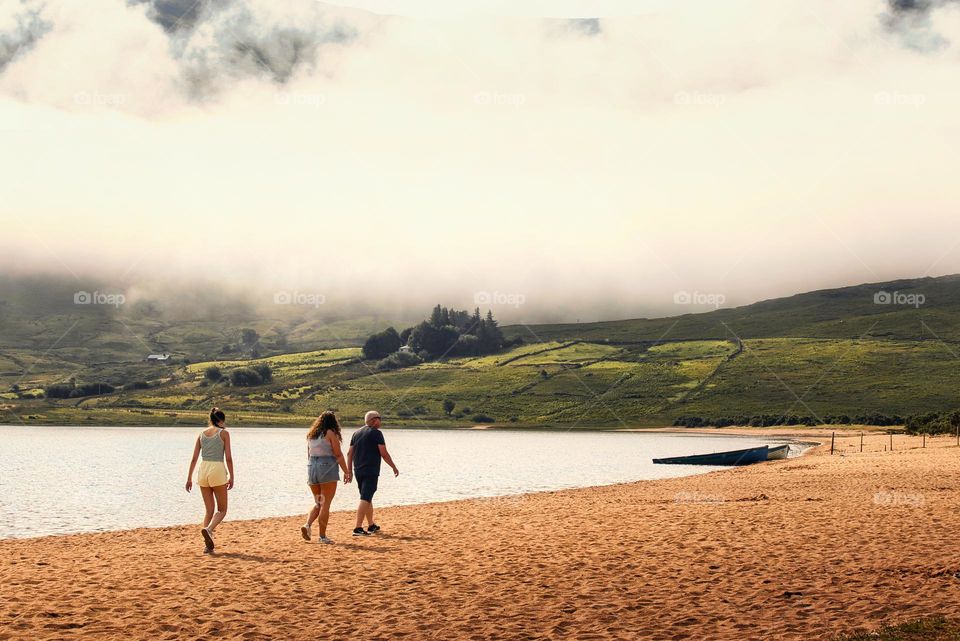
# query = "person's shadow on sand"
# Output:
<box><xmin>211</xmin><ymin>552</ymin><xmax>279</xmax><ymax>563</ymax></box>
<box><xmin>377</xmin><ymin>533</ymin><xmax>428</xmax><ymax>542</ymax></box>
<box><xmin>336</xmin><ymin>542</ymin><xmax>396</xmax><ymax>553</ymax></box>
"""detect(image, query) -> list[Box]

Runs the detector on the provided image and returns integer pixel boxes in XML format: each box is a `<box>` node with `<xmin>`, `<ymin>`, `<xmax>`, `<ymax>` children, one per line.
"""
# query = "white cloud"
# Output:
<box><xmin>2</xmin><ymin>0</ymin><xmax>960</xmax><ymax>321</ymax></box>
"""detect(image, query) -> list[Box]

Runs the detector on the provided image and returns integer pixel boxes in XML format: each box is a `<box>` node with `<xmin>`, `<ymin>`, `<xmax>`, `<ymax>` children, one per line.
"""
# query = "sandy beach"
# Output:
<box><xmin>2</xmin><ymin>430</ymin><xmax>958</xmax><ymax>641</ymax></box>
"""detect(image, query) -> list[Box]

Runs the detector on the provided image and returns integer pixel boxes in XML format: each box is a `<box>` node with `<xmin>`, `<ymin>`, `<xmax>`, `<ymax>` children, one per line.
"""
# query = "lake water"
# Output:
<box><xmin>0</xmin><ymin>425</ymin><xmax>790</xmax><ymax>539</ymax></box>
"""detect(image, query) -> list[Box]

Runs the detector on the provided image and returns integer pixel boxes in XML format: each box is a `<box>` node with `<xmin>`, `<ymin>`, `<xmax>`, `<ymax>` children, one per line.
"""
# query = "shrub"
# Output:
<box><xmin>43</xmin><ymin>383</ymin><xmax>75</xmax><ymax>399</ymax></box>
<box><xmin>471</xmin><ymin>414</ymin><xmax>495</xmax><ymax>423</ymax></box>
<box><xmin>204</xmin><ymin>366</ymin><xmax>223</xmax><ymax>382</ymax></box>
<box><xmin>230</xmin><ymin>368</ymin><xmax>263</xmax><ymax>387</ymax></box>
<box><xmin>72</xmin><ymin>382</ymin><xmax>115</xmax><ymax>397</ymax></box>
<box><xmin>443</xmin><ymin>399</ymin><xmax>456</xmax><ymax>414</ymax></box>
<box><xmin>252</xmin><ymin>363</ymin><xmax>273</xmax><ymax>383</ymax></box>
<box><xmin>376</xmin><ymin>351</ymin><xmax>424</xmax><ymax>371</ymax></box>
<box><xmin>123</xmin><ymin>381</ymin><xmax>150</xmax><ymax>391</ymax></box>
<box><xmin>45</xmin><ymin>382</ymin><xmax>115</xmax><ymax>398</ymax></box>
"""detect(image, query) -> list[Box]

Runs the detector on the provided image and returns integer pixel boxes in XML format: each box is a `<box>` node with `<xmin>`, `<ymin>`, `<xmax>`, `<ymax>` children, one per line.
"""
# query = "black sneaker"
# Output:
<box><xmin>367</xmin><ymin>524</ymin><xmax>381</xmax><ymax>534</ymax></box>
<box><xmin>352</xmin><ymin>527</ymin><xmax>371</xmax><ymax>537</ymax></box>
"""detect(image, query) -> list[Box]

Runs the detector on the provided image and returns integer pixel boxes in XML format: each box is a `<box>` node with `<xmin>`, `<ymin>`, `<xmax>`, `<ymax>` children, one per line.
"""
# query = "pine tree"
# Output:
<box><xmin>430</xmin><ymin>304</ymin><xmax>444</xmax><ymax>328</ymax></box>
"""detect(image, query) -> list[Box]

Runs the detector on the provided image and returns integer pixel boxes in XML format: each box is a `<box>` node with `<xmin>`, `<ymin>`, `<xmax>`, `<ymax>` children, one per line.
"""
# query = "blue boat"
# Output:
<box><xmin>652</xmin><ymin>445</ymin><xmax>769</xmax><ymax>466</ymax></box>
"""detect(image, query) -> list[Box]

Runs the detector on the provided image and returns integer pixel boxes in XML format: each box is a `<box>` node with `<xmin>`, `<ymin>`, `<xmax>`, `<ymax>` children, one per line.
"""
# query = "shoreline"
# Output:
<box><xmin>1</xmin><ymin>428</ymin><xmax>814</xmax><ymax>542</ymax></box>
<box><xmin>3</xmin><ymin>432</ymin><xmax>958</xmax><ymax>640</ymax></box>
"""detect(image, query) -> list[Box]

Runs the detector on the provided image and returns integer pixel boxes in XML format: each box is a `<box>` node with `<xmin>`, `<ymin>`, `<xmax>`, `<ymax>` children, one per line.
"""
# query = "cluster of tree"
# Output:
<box><xmin>409</xmin><ymin>305</ymin><xmax>513</xmax><ymax>358</ymax></box>
<box><xmin>363</xmin><ymin>327</ymin><xmax>402</xmax><ymax>360</ymax></box>
<box><xmin>673</xmin><ymin>413</ymin><xmax>905</xmax><ymax>428</ymax></box>
<box><xmin>44</xmin><ymin>381</ymin><xmax>116</xmax><ymax>399</ymax></box>
<box><xmin>362</xmin><ymin>305</ymin><xmax>520</xmax><ymax>365</ymax></box>
<box><xmin>904</xmin><ymin>410</ymin><xmax>960</xmax><ymax>435</ymax></box>
<box><xmin>228</xmin><ymin>363</ymin><xmax>273</xmax><ymax>387</ymax></box>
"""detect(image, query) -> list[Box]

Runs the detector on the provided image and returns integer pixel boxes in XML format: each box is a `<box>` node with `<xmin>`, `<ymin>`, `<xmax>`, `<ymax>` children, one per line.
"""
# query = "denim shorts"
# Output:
<box><xmin>308</xmin><ymin>456</ymin><xmax>340</xmax><ymax>484</ymax></box>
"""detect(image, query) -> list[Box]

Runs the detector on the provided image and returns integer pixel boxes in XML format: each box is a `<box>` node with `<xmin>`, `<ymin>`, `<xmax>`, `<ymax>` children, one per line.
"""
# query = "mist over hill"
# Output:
<box><xmin>3</xmin><ymin>271</ymin><xmax>959</xmax><ymax>427</ymax></box>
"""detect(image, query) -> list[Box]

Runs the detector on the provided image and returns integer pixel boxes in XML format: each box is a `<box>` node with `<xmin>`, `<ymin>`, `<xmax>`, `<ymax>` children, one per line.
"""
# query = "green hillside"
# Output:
<box><xmin>510</xmin><ymin>275</ymin><xmax>958</xmax><ymax>343</ymax></box>
<box><xmin>2</xmin><ymin>274</ymin><xmax>960</xmax><ymax>427</ymax></box>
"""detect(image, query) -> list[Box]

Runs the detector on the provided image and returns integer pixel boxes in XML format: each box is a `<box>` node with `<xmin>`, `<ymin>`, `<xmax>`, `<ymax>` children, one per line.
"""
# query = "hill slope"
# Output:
<box><xmin>2</xmin><ymin>274</ymin><xmax>959</xmax><ymax>427</ymax></box>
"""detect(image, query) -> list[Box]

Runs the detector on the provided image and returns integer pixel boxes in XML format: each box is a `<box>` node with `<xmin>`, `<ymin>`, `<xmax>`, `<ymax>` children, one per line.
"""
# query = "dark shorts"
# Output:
<box><xmin>356</xmin><ymin>473</ymin><xmax>379</xmax><ymax>502</ymax></box>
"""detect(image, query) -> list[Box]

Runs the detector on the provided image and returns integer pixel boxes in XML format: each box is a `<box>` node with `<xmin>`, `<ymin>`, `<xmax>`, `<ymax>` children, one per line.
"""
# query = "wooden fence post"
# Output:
<box><xmin>831</xmin><ymin>431</ymin><xmax>835</xmax><ymax>455</ymax></box>
<box><xmin>860</xmin><ymin>431</ymin><xmax>864</xmax><ymax>453</ymax></box>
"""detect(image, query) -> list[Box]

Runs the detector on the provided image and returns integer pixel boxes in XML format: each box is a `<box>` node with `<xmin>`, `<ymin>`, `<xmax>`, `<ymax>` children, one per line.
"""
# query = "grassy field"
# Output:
<box><xmin>833</xmin><ymin>617</ymin><xmax>960</xmax><ymax>641</ymax></box>
<box><xmin>5</xmin><ymin>274</ymin><xmax>960</xmax><ymax>427</ymax></box>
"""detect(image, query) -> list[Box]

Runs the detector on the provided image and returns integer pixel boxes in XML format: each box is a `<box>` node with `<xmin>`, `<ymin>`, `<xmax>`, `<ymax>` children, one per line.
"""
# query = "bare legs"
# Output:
<box><xmin>305</xmin><ymin>482</ymin><xmax>337</xmax><ymax>537</ymax></box>
<box><xmin>355</xmin><ymin>500</ymin><xmax>374</xmax><ymax>529</ymax></box>
<box><xmin>201</xmin><ymin>484</ymin><xmax>229</xmax><ymax>532</ymax></box>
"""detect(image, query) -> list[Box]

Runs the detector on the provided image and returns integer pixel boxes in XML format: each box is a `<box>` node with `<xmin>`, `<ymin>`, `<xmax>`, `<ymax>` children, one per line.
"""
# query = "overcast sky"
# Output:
<box><xmin>1</xmin><ymin>0</ymin><xmax>959</xmax><ymax>321</ymax></box>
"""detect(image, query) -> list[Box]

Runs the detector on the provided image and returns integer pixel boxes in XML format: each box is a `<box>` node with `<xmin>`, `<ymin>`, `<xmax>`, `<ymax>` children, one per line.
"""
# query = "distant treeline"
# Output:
<box><xmin>44</xmin><ymin>381</ymin><xmax>116</xmax><ymax>399</ymax></box>
<box><xmin>903</xmin><ymin>410</ymin><xmax>960</xmax><ymax>435</ymax></box>
<box><xmin>673</xmin><ymin>414</ymin><xmax>905</xmax><ymax>428</ymax></box>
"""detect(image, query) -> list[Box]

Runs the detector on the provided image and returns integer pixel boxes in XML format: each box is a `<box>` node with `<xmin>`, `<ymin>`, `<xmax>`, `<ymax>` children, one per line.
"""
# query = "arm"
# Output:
<box><xmin>378</xmin><ymin>444</ymin><xmax>399</xmax><ymax>477</ymax></box>
<box><xmin>222</xmin><ymin>430</ymin><xmax>235</xmax><ymax>490</ymax></box>
<box><xmin>346</xmin><ymin>445</ymin><xmax>355</xmax><ymax>484</ymax></box>
<box><xmin>185</xmin><ymin>436</ymin><xmax>200</xmax><ymax>492</ymax></box>
<box><xmin>327</xmin><ymin>431</ymin><xmax>350</xmax><ymax>480</ymax></box>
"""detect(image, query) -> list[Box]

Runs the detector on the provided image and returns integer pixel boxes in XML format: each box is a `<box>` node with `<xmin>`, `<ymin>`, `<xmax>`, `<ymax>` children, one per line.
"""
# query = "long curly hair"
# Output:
<box><xmin>307</xmin><ymin>411</ymin><xmax>342</xmax><ymax>442</ymax></box>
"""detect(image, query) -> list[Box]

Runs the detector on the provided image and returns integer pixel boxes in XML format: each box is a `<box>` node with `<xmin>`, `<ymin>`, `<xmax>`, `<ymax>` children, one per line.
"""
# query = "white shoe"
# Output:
<box><xmin>318</xmin><ymin>536</ymin><xmax>333</xmax><ymax>545</ymax></box>
<box><xmin>300</xmin><ymin>525</ymin><xmax>311</xmax><ymax>541</ymax></box>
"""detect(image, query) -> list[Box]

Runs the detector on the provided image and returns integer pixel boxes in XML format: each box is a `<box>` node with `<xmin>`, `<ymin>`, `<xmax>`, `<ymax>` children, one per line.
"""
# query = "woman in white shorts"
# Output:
<box><xmin>185</xmin><ymin>407</ymin><xmax>234</xmax><ymax>553</ymax></box>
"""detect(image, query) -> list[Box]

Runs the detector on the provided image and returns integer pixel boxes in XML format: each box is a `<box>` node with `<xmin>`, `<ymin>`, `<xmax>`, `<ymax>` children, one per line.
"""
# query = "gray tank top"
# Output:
<box><xmin>200</xmin><ymin>428</ymin><xmax>225</xmax><ymax>461</ymax></box>
<box><xmin>308</xmin><ymin>436</ymin><xmax>334</xmax><ymax>457</ymax></box>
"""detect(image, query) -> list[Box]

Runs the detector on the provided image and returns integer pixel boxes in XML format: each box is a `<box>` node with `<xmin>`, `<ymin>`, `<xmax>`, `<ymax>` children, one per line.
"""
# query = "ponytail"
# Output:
<box><xmin>209</xmin><ymin>406</ymin><xmax>226</xmax><ymax>427</ymax></box>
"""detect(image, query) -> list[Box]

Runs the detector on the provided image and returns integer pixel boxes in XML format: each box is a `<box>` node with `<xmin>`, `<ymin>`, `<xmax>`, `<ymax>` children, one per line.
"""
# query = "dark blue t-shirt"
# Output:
<box><xmin>350</xmin><ymin>425</ymin><xmax>386</xmax><ymax>476</ymax></box>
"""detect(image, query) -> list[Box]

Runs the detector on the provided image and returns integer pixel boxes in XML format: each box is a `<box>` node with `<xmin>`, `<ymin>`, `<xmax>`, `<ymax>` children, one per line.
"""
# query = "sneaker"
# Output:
<box><xmin>352</xmin><ymin>527</ymin><xmax>371</xmax><ymax>537</ymax></box>
<box><xmin>201</xmin><ymin>527</ymin><xmax>215</xmax><ymax>551</ymax></box>
<box><xmin>367</xmin><ymin>524</ymin><xmax>381</xmax><ymax>534</ymax></box>
<box><xmin>203</xmin><ymin>546</ymin><xmax>214</xmax><ymax>555</ymax></box>
<box><xmin>318</xmin><ymin>536</ymin><xmax>333</xmax><ymax>545</ymax></box>
<box><xmin>300</xmin><ymin>525</ymin><xmax>311</xmax><ymax>541</ymax></box>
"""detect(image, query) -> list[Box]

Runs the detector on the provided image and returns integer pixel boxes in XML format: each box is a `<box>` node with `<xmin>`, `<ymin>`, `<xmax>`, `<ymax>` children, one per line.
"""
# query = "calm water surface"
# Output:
<box><xmin>0</xmin><ymin>425</ymin><xmax>787</xmax><ymax>538</ymax></box>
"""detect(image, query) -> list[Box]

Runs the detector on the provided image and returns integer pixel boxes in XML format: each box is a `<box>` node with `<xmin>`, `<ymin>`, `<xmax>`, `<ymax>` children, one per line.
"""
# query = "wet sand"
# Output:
<box><xmin>1</xmin><ymin>430</ymin><xmax>958</xmax><ymax>640</ymax></box>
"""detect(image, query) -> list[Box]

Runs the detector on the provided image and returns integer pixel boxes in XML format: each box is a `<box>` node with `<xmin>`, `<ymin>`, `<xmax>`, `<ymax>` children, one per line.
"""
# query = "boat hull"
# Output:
<box><xmin>767</xmin><ymin>445</ymin><xmax>789</xmax><ymax>460</ymax></box>
<box><xmin>652</xmin><ymin>445</ymin><xmax>769</xmax><ymax>466</ymax></box>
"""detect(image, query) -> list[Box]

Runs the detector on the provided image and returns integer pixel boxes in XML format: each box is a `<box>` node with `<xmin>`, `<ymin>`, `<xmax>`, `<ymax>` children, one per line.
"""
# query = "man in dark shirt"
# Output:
<box><xmin>347</xmin><ymin>410</ymin><xmax>399</xmax><ymax>536</ymax></box>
